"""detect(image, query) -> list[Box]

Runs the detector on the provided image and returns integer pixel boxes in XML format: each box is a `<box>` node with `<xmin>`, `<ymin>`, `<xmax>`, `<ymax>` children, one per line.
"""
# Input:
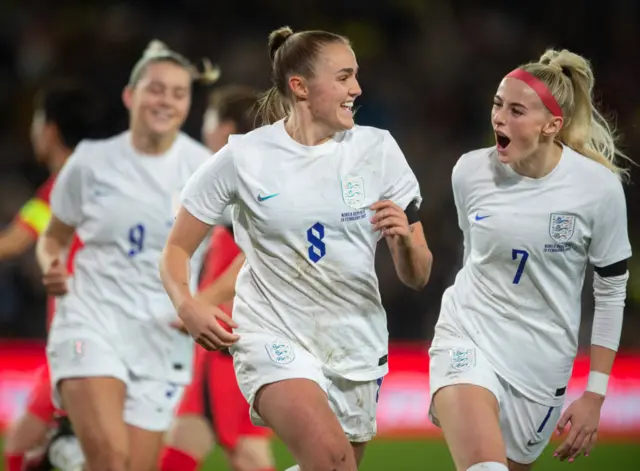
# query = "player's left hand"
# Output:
<box><xmin>370</xmin><ymin>200</ymin><xmax>411</xmax><ymax>244</ymax></box>
<box><xmin>554</xmin><ymin>391</ymin><xmax>604</xmax><ymax>462</ymax></box>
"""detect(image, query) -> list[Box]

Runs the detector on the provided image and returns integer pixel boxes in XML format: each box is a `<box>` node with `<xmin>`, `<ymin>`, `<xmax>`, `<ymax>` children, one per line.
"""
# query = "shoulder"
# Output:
<box><xmin>342</xmin><ymin>125</ymin><xmax>390</xmax><ymax>149</ymax></box>
<box><xmin>564</xmin><ymin>147</ymin><xmax>624</xmax><ymax>198</ymax></box>
<box><xmin>452</xmin><ymin>146</ymin><xmax>495</xmax><ymax>183</ymax></box>
<box><xmin>176</xmin><ymin>132</ymin><xmax>212</xmax><ymax>166</ymax></box>
<box><xmin>67</xmin><ymin>132</ymin><xmax>127</xmax><ymax>169</ymax></box>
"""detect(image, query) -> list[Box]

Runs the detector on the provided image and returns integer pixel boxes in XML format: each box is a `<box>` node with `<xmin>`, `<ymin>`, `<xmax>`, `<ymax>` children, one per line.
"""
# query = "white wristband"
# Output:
<box><xmin>586</xmin><ymin>371</ymin><xmax>609</xmax><ymax>396</ymax></box>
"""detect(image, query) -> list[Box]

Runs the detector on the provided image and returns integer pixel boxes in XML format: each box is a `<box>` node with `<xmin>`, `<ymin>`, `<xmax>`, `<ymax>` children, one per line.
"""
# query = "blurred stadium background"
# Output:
<box><xmin>1</xmin><ymin>0</ymin><xmax>639</xmax><ymax>469</ymax></box>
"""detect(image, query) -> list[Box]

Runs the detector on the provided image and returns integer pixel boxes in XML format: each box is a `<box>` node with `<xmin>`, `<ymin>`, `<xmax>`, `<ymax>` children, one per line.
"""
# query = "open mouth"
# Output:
<box><xmin>340</xmin><ymin>101</ymin><xmax>354</xmax><ymax>114</ymax></box>
<box><xmin>495</xmin><ymin>131</ymin><xmax>511</xmax><ymax>150</ymax></box>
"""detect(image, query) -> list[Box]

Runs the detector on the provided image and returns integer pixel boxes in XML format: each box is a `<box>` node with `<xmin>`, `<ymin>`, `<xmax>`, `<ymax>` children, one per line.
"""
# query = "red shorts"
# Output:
<box><xmin>25</xmin><ymin>365</ymin><xmax>64</xmax><ymax>422</ymax></box>
<box><xmin>176</xmin><ymin>346</ymin><xmax>271</xmax><ymax>450</ymax></box>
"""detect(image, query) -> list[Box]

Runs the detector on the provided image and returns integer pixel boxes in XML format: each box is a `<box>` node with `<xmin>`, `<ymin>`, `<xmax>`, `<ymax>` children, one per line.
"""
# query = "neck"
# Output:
<box><xmin>511</xmin><ymin>141</ymin><xmax>563</xmax><ymax>179</ymax></box>
<box><xmin>130</xmin><ymin>124</ymin><xmax>177</xmax><ymax>155</ymax></box>
<box><xmin>47</xmin><ymin>148</ymin><xmax>73</xmax><ymax>174</ymax></box>
<box><xmin>285</xmin><ymin>110</ymin><xmax>334</xmax><ymax>147</ymax></box>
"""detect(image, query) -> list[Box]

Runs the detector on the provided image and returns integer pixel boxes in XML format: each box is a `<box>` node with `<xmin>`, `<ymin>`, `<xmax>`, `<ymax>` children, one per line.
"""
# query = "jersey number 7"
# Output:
<box><xmin>511</xmin><ymin>249</ymin><xmax>529</xmax><ymax>284</ymax></box>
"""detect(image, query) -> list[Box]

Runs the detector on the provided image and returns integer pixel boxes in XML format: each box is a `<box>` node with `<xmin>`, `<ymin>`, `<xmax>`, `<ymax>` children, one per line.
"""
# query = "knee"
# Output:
<box><xmin>310</xmin><ymin>439</ymin><xmax>354</xmax><ymax>471</ymax></box>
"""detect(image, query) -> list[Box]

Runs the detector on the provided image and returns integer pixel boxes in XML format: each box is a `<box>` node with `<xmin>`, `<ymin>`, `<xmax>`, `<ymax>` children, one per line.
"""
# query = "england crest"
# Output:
<box><xmin>265</xmin><ymin>339</ymin><xmax>295</xmax><ymax>365</ymax></box>
<box><xmin>549</xmin><ymin>213</ymin><xmax>575</xmax><ymax>243</ymax></box>
<box><xmin>449</xmin><ymin>347</ymin><xmax>475</xmax><ymax>372</ymax></box>
<box><xmin>341</xmin><ymin>176</ymin><xmax>365</xmax><ymax>209</ymax></box>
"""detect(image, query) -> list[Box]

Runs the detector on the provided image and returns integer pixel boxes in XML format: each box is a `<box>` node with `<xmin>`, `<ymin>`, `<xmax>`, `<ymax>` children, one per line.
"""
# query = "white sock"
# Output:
<box><xmin>467</xmin><ymin>463</ymin><xmax>508</xmax><ymax>471</ymax></box>
<box><xmin>48</xmin><ymin>435</ymin><xmax>85</xmax><ymax>471</ymax></box>
<box><xmin>285</xmin><ymin>466</ymin><xmax>301</xmax><ymax>471</ymax></box>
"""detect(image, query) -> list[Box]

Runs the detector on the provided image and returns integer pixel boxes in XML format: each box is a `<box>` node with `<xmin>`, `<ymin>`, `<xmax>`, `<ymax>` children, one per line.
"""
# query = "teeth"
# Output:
<box><xmin>341</xmin><ymin>102</ymin><xmax>353</xmax><ymax>109</ymax></box>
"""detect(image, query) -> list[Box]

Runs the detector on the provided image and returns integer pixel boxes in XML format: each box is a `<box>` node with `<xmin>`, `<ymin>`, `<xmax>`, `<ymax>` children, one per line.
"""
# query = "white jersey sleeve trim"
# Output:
<box><xmin>50</xmin><ymin>142</ymin><xmax>88</xmax><ymax>227</ymax></box>
<box><xmin>380</xmin><ymin>131</ymin><xmax>422</xmax><ymax>210</ymax></box>
<box><xmin>591</xmin><ymin>271</ymin><xmax>627</xmax><ymax>351</ymax></box>
<box><xmin>180</xmin><ymin>143</ymin><xmax>238</xmax><ymax>226</ymax></box>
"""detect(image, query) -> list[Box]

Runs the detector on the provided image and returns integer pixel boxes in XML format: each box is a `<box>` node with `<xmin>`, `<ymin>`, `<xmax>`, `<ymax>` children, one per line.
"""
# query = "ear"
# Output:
<box><xmin>542</xmin><ymin>116</ymin><xmax>564</xmax><ymax>137</ymax></box>
<box><xmin>220</xmin><ymin>119</ymin><xmax>237</xmax><ymax>136</ymax></box>
<box><xmin>122</xmin><ymin>85</ymin><xmax>134</xmax><ymax>111</ymax></box>
<box><xmin>288</xmin><ymin>75</ymin><xmax>308</xmax><ymax>101</ymax></box>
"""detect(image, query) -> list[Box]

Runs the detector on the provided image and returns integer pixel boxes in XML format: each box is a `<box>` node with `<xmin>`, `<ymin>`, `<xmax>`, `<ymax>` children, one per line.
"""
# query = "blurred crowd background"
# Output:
<box><xmin>1</xmin><ymin>0</ymin><xmax>638</xmax><ymax>347</ymax></box>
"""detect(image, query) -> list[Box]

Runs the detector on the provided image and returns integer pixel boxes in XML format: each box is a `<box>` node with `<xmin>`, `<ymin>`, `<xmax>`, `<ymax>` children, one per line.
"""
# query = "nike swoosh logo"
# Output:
<box><xmin>257</xmin><ymin>193</ymin><xmax>279</xmax><ymax>202</ymax></box>
<box><xmin>527</xmin><ymin>439</ymin><xmax>543</xmax><ymax>447</ymax></box>
<box><xmin>475</xmin><ymin>214</ymin><xmax>490</xmax><ymax>221</ymax></box>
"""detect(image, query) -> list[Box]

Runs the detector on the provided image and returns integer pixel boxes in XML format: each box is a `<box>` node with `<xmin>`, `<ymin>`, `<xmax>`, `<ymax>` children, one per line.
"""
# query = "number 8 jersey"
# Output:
<box><xmin>436</xmin><ymin>145</ymin><xmax>632</xmax><ymax>406</ymax></box>
<box><xmin>180</xmin><ymin>119</ymin><xmax>421</xmax><ymax>382</ymax></box>
<box><xmin>49</xmin><ymin>131</ymin><xmax>211</xmax><ymax>384</ymax></box>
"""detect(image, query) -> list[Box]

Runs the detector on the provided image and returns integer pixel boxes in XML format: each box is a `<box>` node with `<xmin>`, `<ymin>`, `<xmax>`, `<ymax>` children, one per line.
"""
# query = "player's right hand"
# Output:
<box><xmin>178</xmin><ymin>298</ymin><xmax>239</xmax><ymax>351</ymax></box>
<box><xmin>42</xmin><ymin>258</ymin><xmax>69</xmax><ymax>296</ymax></box>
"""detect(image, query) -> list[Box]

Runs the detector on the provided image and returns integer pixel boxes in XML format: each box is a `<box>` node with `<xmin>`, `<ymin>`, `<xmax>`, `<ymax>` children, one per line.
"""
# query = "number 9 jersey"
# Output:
<box><xmin>48</xmin><ymin>131</ymin><xmax>211</xmax><ymax>386</ymax></box>
<box><xmin>434</xmin><ymin>145</ymin><xmax>632</xmax><ymax>406</ymax></box>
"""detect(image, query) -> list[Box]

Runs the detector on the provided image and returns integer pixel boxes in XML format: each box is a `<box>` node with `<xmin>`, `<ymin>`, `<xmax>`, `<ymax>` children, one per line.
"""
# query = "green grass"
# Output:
<box><xmin>202</xmin><ymin>439</ymin><xmax>639</xmax><ymax>470</ymax></box>
<box><xmin>3</xmin><ymin>438</ymin><xmax>638</xmax><ymax>470</ymax></box>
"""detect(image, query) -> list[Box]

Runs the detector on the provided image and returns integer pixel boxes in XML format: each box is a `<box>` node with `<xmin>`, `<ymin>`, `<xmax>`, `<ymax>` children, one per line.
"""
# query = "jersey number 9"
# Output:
<box><xmin>128</xmin><ymin>224</ymin><xmax>145</xmax><ymax>257</ymax></box>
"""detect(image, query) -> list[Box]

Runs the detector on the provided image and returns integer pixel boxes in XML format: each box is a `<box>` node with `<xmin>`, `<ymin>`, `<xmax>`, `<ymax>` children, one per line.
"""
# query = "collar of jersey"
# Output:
<box><xmin>275</xmin><ymin>119</ymin><xmax>343</xmax><ymax>156</ymax></box>
<box><xmin>502</xmin><ymin>143</ymin><xmax>568</xmax><ymax>184</ymax></box>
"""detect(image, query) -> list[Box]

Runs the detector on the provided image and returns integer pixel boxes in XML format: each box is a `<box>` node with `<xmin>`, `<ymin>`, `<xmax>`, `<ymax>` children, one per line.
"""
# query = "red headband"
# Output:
<box><xmin>506</xmin><ymin>68</ymin><xmax>563</xmax><ymax>118</ymax></box>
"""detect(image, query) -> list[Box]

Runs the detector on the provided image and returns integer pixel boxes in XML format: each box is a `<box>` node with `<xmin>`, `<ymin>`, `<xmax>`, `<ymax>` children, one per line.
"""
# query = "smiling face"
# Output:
<box><xmin>491</xmin><ymin>76</ymin><xmax>563</xmax><ymax>164</ymax></box>
<box><xmin>123</xmin><ymin>60</ymin><xmax>192</xmax><ymax>140</ymax></box>
<box><xmin>295</xmin><ymin>42</ymin><xmax>362</xmax><ymax>132</ymax></box>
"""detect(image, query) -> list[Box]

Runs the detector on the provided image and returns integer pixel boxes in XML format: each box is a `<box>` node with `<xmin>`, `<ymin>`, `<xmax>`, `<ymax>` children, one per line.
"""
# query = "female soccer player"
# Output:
<box><xmin>160</xmin><ymin>85</ymin><xmax>275</xmax><ymax>471</ymax></box>
<box><xmin>2</xmin><ymin>80</ymin><xmax>104</xmax><ymax>471</ymax></box>
<box><xmin>160</xmin><ymin>26</ymin><xmax>432</xmax><ymax>471</ymax></box>
<box><xmin>37</xmin><ymin>40</ymin><xmax>218</xmax><ymax>471</ymax></box>
<box><xmin>429</xmin><ymin>49</ymin><xmax>631</xmax><ymax>471</ymax></box>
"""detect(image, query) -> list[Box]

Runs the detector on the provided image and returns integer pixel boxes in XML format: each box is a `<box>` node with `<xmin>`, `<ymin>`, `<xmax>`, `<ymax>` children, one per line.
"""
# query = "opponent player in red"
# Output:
<box><xmin>2</xmin><ymin>80</ymin><xmax>104</xmax><ymax>471</ymax></box>
<box><xmin>159</xmin><ymin>85</ymin><xmax>275</xmax><ymax>471</ymax></box>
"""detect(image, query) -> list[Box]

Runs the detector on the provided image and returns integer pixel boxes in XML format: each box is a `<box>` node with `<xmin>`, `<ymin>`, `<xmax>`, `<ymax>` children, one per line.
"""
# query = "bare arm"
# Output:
<box><xmin>36</xmin><ymin>216</ymin><xmax>75</xmax><ymax>295</ymax></box>
<box><xmin>0</xmin><ymin>222</ymin><xmax>36</xmax><ymax>260</ymax></box>
<box><xmin>160</xmin><ymin>207</ymin><xmax>213</xmax><ymax>312</ymax></box>
<box><xmin>386</xmin><ymin>221</ymin><xmax>432</xmax><ymax>290</ymax></box>
<box><xmin>197</xmin><ymin>253</ymin><xmax>246</xmax><ymax>306</ymax></box>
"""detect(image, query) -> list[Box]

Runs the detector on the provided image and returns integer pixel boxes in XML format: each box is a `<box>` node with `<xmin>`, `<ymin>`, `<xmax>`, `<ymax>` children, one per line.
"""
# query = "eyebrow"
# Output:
<box><xmin>494</xmin><ymin>95</ymin><xmax>528</xmax><ymax>110</ymax></box>
<box><xmin>336</xmin><ymin>67</ymin><xmax>358</xmax><ymax>75</ymax></box>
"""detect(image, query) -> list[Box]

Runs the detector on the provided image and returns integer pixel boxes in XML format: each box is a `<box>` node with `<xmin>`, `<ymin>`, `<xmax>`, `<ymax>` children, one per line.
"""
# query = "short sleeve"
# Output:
<box><xmin>588</xmin><ymin>179</ymin><xmax>632</xmax><ymax>267</ymax></box>
<box><xmin>381</xmin><ymin>131</ymin><xmax>422</xmax><ymax>211</ymax></box>
<box><xmin>181</xmin><ymin>144</ymin><xmax>238</xmax><ymax>225</ymax></box>
<box><xmin>50</xmin><ymin>147</ymin><xmax>86</xmax><ymax>227</ymax></box>
<box><xmin>452</xmin><ymin>158</ymin><xmax>471</xmax><ymax>264</ymax></box>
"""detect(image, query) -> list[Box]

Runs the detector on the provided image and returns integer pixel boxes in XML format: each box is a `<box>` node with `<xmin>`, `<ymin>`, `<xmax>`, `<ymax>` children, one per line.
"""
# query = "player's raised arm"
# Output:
<box><xmin>161</xmin><ymin>144</ymin><xmax>240</xmax><ymax>350</ymax></box>
<box><xmin>371</xmin><ymin>131</ymin><xmax>432</xmax><ymax>290</ymax></box>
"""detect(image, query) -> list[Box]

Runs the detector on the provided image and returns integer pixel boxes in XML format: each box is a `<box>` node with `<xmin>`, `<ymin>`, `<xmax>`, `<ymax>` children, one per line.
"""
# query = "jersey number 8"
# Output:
<box><xmin>307</xmin><ymin>222</ymin><xmax>326</xmax><ymax>263</ymax></box>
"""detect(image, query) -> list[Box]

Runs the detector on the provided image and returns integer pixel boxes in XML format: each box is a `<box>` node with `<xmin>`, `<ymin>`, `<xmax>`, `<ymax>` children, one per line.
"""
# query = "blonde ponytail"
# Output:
<box><xmin>129</xmin><ymin>39</ymin><xmax>221</xmax><ymax>87</ymax></box>
<box><xmin>522</xmin><ymin>49</ymin><xmax>632</xmax><ymax>181</ymax></box>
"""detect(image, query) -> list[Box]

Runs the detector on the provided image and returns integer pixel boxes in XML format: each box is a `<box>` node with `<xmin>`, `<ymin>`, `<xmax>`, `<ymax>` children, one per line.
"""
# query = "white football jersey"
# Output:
<box><xmin>436</xmin><ymin>145</ymin><xmax>632</xmax><ymax>406</ymax></box>
<box><xmin>49</xmin><ymin>131</ymin><xmax>211</xmax><ymax>384</ymax></box>
<box><xmin>181</xmin><ymin>119</ymin><xmax>421</xmax><ymax>381</ymax></box>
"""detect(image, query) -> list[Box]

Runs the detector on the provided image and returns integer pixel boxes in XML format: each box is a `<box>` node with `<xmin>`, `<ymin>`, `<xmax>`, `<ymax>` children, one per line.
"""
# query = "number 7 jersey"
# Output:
<box><xmin>437</xmin><ymin>145</ymin><xmax>632</xmax><ymax>406</ymax></box>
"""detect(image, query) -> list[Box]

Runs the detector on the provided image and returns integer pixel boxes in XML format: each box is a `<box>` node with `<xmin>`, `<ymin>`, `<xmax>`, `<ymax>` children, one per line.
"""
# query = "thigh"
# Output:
<box><xmin>59</xmin><ymin>377</ymin><xmax>129</xmax><ymax>470</ymax></box>
<box><xmin>255</xmin><ymin>378</ymin><xmax>356</xmax><ymax>471</ymax></box>
<box><xmin>127</xmin><ymin>425</ymin><xmax>165</xmax><ymax>471</ymax></box>
<box><xmin>429</xmin><ymin>342</ymin><xmax>507</xmax><ymax>471</ymax></box>
<box><xmin>3</xmin><ymin>411</ymin><xmax>49</xmax><ymax>454</ymax></box>
<box><xmin>500</xmin><ymin>382</ymin><xmax>563</xmax><ymax>467</ymax></box>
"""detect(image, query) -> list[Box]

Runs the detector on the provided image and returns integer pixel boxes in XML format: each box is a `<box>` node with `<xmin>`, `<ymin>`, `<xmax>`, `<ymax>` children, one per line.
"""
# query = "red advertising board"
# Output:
<box><xmin>1</xmin><ymin>341</ymin><xmax>640</xmax><ymax>438</ymax></box>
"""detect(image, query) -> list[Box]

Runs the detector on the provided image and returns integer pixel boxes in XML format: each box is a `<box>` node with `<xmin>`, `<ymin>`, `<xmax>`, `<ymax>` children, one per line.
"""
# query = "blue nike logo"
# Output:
<box><xmin>257</xmin><ymin>193</ymin><xmax>279</xmax><ymax>202</ymax></box>
<box><xmin>475</xmin><ymin>214</ymin><xmax>491</xmax><ymax>221</ymax></box>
